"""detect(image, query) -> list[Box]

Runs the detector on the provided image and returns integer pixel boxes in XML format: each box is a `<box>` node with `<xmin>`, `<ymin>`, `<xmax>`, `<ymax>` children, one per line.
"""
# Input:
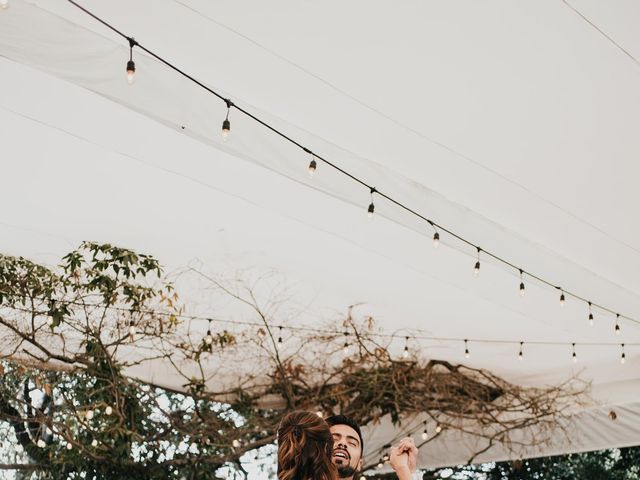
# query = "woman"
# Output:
<box><xmin>277</xmin><ymin>410</ymin><xmax>338</xmax><ymax>480</ymax></box>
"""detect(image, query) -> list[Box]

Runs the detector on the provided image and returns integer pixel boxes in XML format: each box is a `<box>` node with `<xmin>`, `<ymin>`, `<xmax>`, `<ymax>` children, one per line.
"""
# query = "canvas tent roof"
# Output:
<box><xmin>1</xmin><ymin>0</ymin><xmax>640</xmax><ymax>469</ymax></box>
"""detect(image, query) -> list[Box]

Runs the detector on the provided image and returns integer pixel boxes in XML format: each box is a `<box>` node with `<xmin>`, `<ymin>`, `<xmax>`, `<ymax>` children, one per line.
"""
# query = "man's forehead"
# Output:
<box><xmin>329</xmin><ymin>423</ymin><xmax>360</xmax><ymax>441</ymax></box>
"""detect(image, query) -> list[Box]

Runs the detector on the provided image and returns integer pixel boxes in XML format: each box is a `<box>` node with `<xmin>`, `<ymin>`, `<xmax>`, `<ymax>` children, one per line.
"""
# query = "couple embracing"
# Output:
<box><xmin>278</xmin><ymin>410</ymin><xmax>421</xmax><ymax>480</ymax></box>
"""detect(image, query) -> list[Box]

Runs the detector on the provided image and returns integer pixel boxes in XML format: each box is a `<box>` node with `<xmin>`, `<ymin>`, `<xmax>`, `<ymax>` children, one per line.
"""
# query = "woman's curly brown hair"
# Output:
<box><xmin>277</xmin><ymin>411</ymin><xmax>337</xmax><ymax>480</ymax></box>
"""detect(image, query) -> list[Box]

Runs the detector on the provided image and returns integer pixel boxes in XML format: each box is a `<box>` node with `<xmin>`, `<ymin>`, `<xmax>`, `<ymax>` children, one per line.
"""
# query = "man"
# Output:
<box><xmin>326</xmin><ymin>414</ymin><xmax>420</xmax><ymax>480</ymax></box>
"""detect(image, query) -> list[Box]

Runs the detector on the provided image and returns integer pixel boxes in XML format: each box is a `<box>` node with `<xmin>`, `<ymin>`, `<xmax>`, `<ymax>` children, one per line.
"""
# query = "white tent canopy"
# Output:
<box><xmin>1</xmin><ymin>0</ymin><xmax>640</xmax><ymax>469</ymax></box>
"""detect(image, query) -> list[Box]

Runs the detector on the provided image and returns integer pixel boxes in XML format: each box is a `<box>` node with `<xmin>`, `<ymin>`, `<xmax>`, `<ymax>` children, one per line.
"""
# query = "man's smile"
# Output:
<box><xmin>333</xmin><ymin>449</ymin><xmax>350</xmax><ymax>462</ymax></box>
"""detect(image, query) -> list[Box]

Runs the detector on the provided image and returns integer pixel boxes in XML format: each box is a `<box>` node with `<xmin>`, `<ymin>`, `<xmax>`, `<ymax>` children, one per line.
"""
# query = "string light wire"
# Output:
<box><xmin>13</xmin><ymin>298</ymin><xmax>640</xmax><ymax>351</ymax></box>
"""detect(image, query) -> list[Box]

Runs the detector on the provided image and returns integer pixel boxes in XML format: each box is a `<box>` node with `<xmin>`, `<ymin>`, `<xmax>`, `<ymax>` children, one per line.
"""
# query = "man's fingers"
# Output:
<box><xmin>396</xmin><ymin>437</ymin><xmax>414</xmax><ymax>452</ymax></box>
<box><xmin>390</xmin><ymin>445</ymin><xmax>403</xmax><ymax>456</ymax></box>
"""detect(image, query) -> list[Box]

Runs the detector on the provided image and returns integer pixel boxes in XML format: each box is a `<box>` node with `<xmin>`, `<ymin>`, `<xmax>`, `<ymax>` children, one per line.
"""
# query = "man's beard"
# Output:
<box><xmin>336</xmin><ymin>465</ymin><xmax>357</xmax><ymax>478</ymax></box>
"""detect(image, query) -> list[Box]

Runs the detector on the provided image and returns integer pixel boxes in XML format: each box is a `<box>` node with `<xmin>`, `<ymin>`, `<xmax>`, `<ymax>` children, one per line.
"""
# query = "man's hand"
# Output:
<box><xmin>397</xmin><ymin>437</ymin><xmax>418</xmax><ymax>473</ymax></box>
<box><xmin>389</xmin><ymin>437</ymin><xmax>419</xmax><ymax>480</ymax></box>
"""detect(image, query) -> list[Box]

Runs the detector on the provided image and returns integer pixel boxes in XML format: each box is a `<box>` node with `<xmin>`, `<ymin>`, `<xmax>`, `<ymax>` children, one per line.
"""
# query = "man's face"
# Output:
<box><xmin>329</xmin><ymin>424</ymin><xmax>362</xmax><ymax>479</ymax></box>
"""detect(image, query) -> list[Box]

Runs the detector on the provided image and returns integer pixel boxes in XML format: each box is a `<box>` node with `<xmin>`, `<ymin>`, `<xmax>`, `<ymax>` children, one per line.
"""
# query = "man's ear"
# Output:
<box><xmin>357</xmin><ymin>457</ymin><xmax>363</xmax><ymax>471</ymax></box>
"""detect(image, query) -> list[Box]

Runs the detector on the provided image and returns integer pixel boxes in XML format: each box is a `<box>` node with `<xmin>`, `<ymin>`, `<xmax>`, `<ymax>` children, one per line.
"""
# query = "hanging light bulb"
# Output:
<box><xmin>464</xmin><ymin>339</ymin><xmax>470</xmax><ymax>359</ymax></box>
<box><xmin>105</xmin><ymin>406</ymin><xmax>113</xmax><ymax>416</ymax></box>
<box><xmin>559</xmin><ymin>290</ymin><xmax>565</xmax><ymax>307</ymax></box>
<box><xmin>37</xmin><ymin>439</ymin><xmax>46</xmax><ymax>448</ymax></box>
<box><xmin>0</xmin><ymin>0</ymin><xmax>9</xmax><ymax>10</ymax></box>
<box><xmin>615</xmin><ymin>314</ymin><xmax>621</xmax><ymax>335</ymax></box>
<box><xmin>126</xmin><ymin>38</ymin><xmax>137</xmax><ymax>85</ymax></box>
<box><xmin>126</xmin><ymin>60</ymin><xmax>136</xmax><ymax>84</ymax></box>
<box><xmin>421</xmin><ymin>420</ymin><xmax>428</xmax><ymax>440</ymax></box>
<box><xmin>128</xmin><ymin>320</ymin><xmax>136</xmax><ymax>337</ymax></box>
<box><xmin>91</xmin><ymin>439</ymin><xmax>98</xmax><ymax>447</ymax></box>
<box><xmin>588</xmin><ymin>302</ymin><xmax>594</xmax><ymax>327</ymax></box>
<box><xmin>222</xmin><ymin>103</ymin><xmax>231</xmax><ymax>140</ymax></box>
<box><xmin>403</xmin><ymin>336</ymin><xmax>409</xmax><ymax>359</ymax></box>
<box><xmin>367</xmin><ymin>187</ymin><xmax>377</xmax><ymax>219</ymax></box>
<box><xmin>572</xmin><ymin>343</ymin><xmax>577</xmax><ymax>363</ymax></box>
<box><xmin>429</xmin><ymin>221</ymin><xmax>440</xmax><ymax>248</ymax></box>
<box><xmin>277</xmin><ymin>326</ymin><xmax>283</xmax><ymax>344</ymax></box>
<box><xmin>343</xmin><ymin>341</ymin><xmax>350</xmax><ymax>354</ymax></box>
<box><xmin>205</xmin><ymin>319</ymin><xmax>213</xmax><ymax>345</ymax></box>
<box><xmin>518</xmin><ymin>341</ymin><xmax>523</xmax><ymax>361</ymax></box>
<box><xmin>519</xmin><ymin>270</ymin><xmax>525</xmax><ymax>297</ymax></box>
<box><xmin>367</xmin><ymin>202</ymin><xmax>375</xmax><ymax>218</ymax></box>
<box><xmin>620</xmin><ymin>344</ymin><xmax>626</xmax><ymax>365</ymax></box>
<box><xmin>66</xmin><ymin>442</ymin><xmax>73</xmax><ymax>450</ymax></box>
<box><xmin>308</xmin><ymin>157</ymin><xmax>317</xmax><ymax>177</ymax></box>
<box><xmin>435</xmin><ymin>424</ymin><xmax>442</xmax><ymax>434</ymax></box>
<box><xmin>86</xmin><ymin>409</ymin><xmax>94</xmax><ymax>420</ymax></box>
<box><xmin>473</xmin><ymin>260</ymin><xmax>480</xmax><ymax>277</ymax></box>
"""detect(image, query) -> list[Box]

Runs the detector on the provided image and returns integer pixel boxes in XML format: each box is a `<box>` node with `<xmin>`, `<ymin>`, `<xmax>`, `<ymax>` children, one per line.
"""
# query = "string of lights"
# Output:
<box><xmin>13</xmin><ymin>1</ymin><xmax>640</xmax><ymax>337</ymax></box>
<box><xmin>16</xmin><ymin>297</ymin><xmax>638</xmax><ymax>365</ymax></box>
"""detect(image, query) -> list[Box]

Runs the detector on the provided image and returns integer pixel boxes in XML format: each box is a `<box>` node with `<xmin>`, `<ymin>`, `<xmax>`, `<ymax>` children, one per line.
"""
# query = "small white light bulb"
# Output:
<box><xmin>222</xmin><ymin>119</ymin><xmax>230</xmax><ymax>140</ymax></box>
<box><xmin>222</xmin><ymin>105</ymin><xmax>231</xmax><ymax>141</ymax></box>
<box><xmin>126</xmin><ymin>60</ymin><xmax>135</xmax><ymax>85</ymax></box>
<box><xmin>432</xmin><ymin>232</ymin><xmax>440</xmax><ymax>248</ymax></box>
<box><xmin>308</xmin><ymin>159</ymin><xmax>317</xmax><ymax>177</ymax></box>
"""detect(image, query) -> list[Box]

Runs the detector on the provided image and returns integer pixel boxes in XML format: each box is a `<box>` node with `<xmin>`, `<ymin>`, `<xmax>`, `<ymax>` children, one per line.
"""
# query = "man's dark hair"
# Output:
<box><xmin>325</xmin><ymin>414</ymin><xmax>363</xmax><ymax>453</ymax></box>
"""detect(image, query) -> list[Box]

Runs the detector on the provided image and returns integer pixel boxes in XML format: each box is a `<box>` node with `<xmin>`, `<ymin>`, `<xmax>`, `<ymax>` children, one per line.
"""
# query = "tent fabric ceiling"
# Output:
<box><xmin>1</xmin><ymin>0</ymin><xmax>640</xmax><ymax>468</ymax></box>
